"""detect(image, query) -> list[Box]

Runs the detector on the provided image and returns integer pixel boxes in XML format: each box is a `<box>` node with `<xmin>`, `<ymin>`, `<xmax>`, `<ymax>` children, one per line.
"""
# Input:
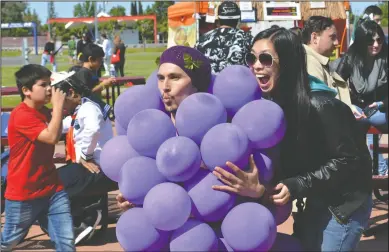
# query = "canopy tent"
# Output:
<box><xmin>167</xmin><ymin>2</ymin><xmax>208</xmax><ymax>48</ymax></box>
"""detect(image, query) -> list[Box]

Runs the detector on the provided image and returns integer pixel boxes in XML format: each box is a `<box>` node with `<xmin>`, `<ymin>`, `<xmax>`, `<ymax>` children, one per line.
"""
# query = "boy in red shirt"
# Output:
<box><xmin>1</xmin><ymin>64</ymin><xmax>75</xmax><ymax>251</ymax></box>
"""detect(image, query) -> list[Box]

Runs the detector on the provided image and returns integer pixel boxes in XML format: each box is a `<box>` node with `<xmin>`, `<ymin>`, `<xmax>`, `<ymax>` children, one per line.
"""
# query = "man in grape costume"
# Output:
<box><xmin>117</xmin><ymin>46</ymin><xmax>268</xmax><ymax>211</ymax></box>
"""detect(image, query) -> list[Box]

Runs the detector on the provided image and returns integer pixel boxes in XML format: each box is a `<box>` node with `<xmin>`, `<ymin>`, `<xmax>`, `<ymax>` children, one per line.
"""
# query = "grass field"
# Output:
<box><xmin>1</xmin><ymin>48</ymin><xmax>165</xmax><ymax>108</ymax></box>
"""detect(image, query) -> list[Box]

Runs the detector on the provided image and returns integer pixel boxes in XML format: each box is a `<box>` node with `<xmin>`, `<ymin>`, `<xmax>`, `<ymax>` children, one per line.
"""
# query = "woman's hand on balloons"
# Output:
<box><xmin>212</xmin><ymin>154</ymin><xmax>266</xmax><ymax>199</ymax></box>
<box><xmin>271</xmin><ymin>183</ymin><xmax>291</xmax><ymax>206</ymax></box>
<box><xmin>80</xmin><ymin>158</ymin><xmax>101</xmax><ymax>174</ymax></box>
<box><xmin>116</xmin><ymin>193</ymin><xmax>135</xmax><ymax>212</ymax></box>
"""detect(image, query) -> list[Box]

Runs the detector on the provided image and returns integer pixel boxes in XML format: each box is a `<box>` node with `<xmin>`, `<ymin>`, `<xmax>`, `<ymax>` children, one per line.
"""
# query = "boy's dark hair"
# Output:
<box><xmin>364</xmin><ymin>5</ymin><xmax>382</xmax><ymax>16</ymax></box>
<box><xmin>15</xmin><ymin>64</ymin><xmax>51</xmax><ymax>100</ymax></box>
<box><xmin>101</xmin><ymin>33</ymin><xmax>107</xmax><ymax>39</ymax></box>
<box><xmin>80</xmin><ymin>43</ymin><xmax>105</xmax><ymax>62</ymax></box>
<box><xmin>302</xmin><ymin>16</ymin><xmax>334</xmax><ymax>45</ymax></box>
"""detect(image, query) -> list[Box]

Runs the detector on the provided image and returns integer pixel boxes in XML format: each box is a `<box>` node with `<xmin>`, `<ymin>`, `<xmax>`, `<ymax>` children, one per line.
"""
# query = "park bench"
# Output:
<box><xmin>363</xmin><ymin>126</ymin><xmax>388</xmax><ymax>237</ymax></box>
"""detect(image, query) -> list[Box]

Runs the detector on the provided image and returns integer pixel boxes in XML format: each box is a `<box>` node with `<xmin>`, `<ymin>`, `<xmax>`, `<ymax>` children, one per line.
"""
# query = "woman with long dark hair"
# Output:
<box><xmin>333</xmin><ymin>20</ymin><xmax>388</xmax><ymax>175</ymax></box>
<box><xmin>214</xmin><ymin>27</ymin><xmax>373</xmax><ymax>251</ymax></box>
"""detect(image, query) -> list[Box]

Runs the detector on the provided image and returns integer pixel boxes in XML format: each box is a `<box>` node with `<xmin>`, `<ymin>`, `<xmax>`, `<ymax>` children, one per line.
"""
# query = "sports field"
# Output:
<box><xmin>1</xmin><ymin>47</ymin><xmax>165</xmax><ymax>108</ymax></box>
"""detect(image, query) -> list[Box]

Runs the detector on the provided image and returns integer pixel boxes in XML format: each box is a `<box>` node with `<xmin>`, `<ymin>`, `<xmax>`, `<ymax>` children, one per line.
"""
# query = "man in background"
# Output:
<box><xmin>195</xmin><ymin>1</ymin><xmax>253</xmax><ymax>74</ymax></box>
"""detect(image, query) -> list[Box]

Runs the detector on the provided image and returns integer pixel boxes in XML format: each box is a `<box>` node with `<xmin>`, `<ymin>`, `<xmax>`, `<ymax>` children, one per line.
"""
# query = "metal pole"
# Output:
<box><xmin>94</xmin><ymin>2</ymin><xmax>99</xmax><ymax>42</ymax></box>
<box><xmin>47</xmin><ymin>2</ymin><xmax>51</xmax><ymax>39</ymax></box>
<box><xmin>22</xmin><ymin>38</ymin><xmax>29</xmax><ymax>65</ymax></box>
<box><xmin>346</xmin><ymin>10</ymin><xmax>350</xmax><ymax>49</ymax></box>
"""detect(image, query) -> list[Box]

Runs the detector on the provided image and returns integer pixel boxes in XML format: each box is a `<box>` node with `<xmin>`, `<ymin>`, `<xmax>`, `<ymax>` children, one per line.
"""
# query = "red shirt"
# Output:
<box><xmin>5</xmin><ymin>102</ymin><xmax>63</xmax><ymax>201</ymax></box>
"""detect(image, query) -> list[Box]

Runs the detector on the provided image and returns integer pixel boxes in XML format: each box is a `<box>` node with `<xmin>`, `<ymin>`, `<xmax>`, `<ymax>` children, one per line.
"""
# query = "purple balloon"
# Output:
<box><xmin>270</xmin><ymin>233</ymin><xmax>303</xmax><ymax>252</ymax></box>
<box><xmin>207</xmin><ymin>73</ymin><xmax>217</xmax><ymax>94</ymax></box>
<box><xmin>175</xmin><ymin>93</ymin><xmax>227</xmax><ymax>145</ymax></box>
<box><xmin>115</xmin><ymin>119</ymin><xmax>127</xmax><ymax>136</ymax></box>
<box><xmin>143</xmin><ymin>182</ymin><xmax>192</xmax><ymax>231</ymax></box>
<box><xmin>232</xmin><ymin>99</ymin><xmax>286</xmax><ymax>149</ymax></box>
<box><xmin>253</xmin><ymin>150</ymin><xmax>274</xmax><ymax>184</ymax></box>
<box><xmin>156</xmin><ymin>136</ymin><xmax>201</xmax><ymax>182</ymax></box>
<box><xmin>221</xmin><ymin>202</ymin><xmax>277</xmax><ymax>251</ymax></box>
<box><xmin>267</xmin><ymin>201</ymin><xmax>293</xmax><ymax>226</ymax></box>
<box><xmin>116</xmin><ymin>208</ymin><xmax>170</xmax><ymax>251</ymax></box>
<box><xmin>170</xmin><ymin>219</ymin><xmax>218</xmax><ymax>251</ymax></box>
<box><xmin>219</xmin><ymin>238</ymin><xmax>234</xmax><ymax>252</ymax></box>
<box><xmin>145</xmin><ymin>70</ymin><xmax>160</xmax><ymax>96</ymax></box>
<box><xmin>184</xmin><ymin>169</ymin><xmax>236</xmax><ymax>222</ymax></box>
<box><xmin>200</xmin><ymin>123</ymin><xmax>251</xmax><ymax>172</ymax></box>
<box><xmin>212</xmin><ymin>65</ymin><xmax>261</xmax><ymax>117</ymax></box>
<box><xmin>127</xmin><ymin>109</ymin><xmax>176</xmax><ymax>158</ymax></box>
<box><xmin>114</xmin><ymin>85</ymin><xmax>164</xmax><ymax>130</ymax></box>
<box><xmin>119</xmin><ymin>156</ymin><xmax>167</xmax><ymax>205</ymax></box>
<box><xmin>100</xmin><ymin>136</ymin><xmax>140</xmax><ymax>182</ymax></box>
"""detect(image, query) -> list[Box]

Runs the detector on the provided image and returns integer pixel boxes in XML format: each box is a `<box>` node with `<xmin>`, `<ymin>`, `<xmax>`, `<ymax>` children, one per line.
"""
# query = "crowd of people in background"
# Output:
<box><xmin>2</xmin><ymin>2</ymin><xmax>387</xmax><ymax>252</ymax></box>
<box><xmin>41</xmin><ymin>32</ymin><xmax>127</xmax><ymax>78</ymax></box>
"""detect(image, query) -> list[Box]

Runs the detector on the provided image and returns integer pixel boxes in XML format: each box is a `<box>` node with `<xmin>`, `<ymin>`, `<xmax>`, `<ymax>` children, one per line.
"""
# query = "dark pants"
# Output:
<box><xmin>57</xmin><ymin>163</ymin><xmax>118</xmax><ymax>225</ymax></box>
<box><xmin>114</xmin><ymin>61</ymin><xmax>125</xmax><ymax>77</ymax></box>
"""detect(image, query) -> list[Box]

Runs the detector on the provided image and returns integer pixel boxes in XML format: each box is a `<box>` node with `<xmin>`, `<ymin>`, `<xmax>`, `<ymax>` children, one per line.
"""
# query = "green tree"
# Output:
<box><xmin>130</xmin><ymin>2</ymin><xmax>138</xmax><ymax>16</ymax></box>
<box><xmin>48</xmin><ymin>2</ymin><xmax>56</xmax><ymax>19</ymax></box>
<box><xmin>23</xmin><ymin>8</ymin><xmax>42</xmax><ymax>34</ymax></box>
<box><xmin>109</xmin><ymin>5</ymin><xmax>126</xmax><ymax>17</ymax></box>
<box><xmin>1</xmin><ymin>2</ymin><xmax>27</xmax><ymax>23</ymax></box>
<box><xmin>135</xmin><ymin>2</ymin><xmax>174</xmax><ymax>43</ymax></box>
<box><xmin>138</xmin><ymin>1</ymin><xmax>143</xmax><ymax>15</ymax></box>
<box><xmin>378</xmin><ymin>2</ymin><xmax>388</xmax><ymax>27</ymax></box>
<box><xmin>73</xmin><ymin>1</ymin><xmax>100</xmax><ymax>17</ymax></box>
<box><xmin>1</xmin><ymin>2</ymin><xmax>28</xmax><ymax>36</ymax></box>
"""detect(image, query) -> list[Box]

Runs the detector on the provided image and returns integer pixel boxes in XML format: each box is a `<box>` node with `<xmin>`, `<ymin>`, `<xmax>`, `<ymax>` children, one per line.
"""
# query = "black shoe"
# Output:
<box><xmin>74</xmin><ymin>210</ymin><xmax>102</xmax><ymax>245</ymax></box>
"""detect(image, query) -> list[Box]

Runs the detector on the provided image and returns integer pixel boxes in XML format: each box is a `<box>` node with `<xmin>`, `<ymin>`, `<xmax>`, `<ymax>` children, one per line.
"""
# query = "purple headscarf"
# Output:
<box><xmin>159</xmin><ymin>46</ymin><xmax>212</xmax><ymax>92</ymax></box>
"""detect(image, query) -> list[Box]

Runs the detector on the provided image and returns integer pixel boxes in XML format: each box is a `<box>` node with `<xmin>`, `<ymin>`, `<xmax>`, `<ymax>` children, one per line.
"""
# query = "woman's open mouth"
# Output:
<box><xmin>256</xmin><ymin>74</ymin><xmax>271</xmax><ymax>90</ymax></box>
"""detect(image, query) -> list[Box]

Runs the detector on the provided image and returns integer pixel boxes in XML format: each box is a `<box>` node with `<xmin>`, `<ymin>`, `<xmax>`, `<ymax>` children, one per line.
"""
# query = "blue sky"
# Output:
<box><xmin>29</xmin><ymin>2</ymin><xmax>154</xmax><ymax>23</ymax></box>
<box><xmin>30</xmin><ymin>1</ymin><xmax>378</xmax><ymax>24</ymax></box>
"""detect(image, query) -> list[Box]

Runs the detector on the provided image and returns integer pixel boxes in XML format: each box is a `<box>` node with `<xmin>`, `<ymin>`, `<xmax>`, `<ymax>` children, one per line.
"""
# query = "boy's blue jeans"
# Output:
<box><xmin>296</xmin><ymin>195</ymin><xmax>372</xmax><ymax>251</ymax></box>
<box><xmin>1</xmin><ymin>190</ymin><xmax>75</xmax><ymax>251</ymax></box>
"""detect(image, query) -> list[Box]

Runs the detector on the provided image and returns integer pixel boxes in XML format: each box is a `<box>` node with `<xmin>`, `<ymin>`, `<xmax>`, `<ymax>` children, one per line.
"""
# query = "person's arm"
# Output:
<box><xmin>36</xmin><ymin>88</ymin><xmax>65</xmax><ymax>144</ymax></box>
<box><xmin>62</xmin><ymin>115</ymin><xmax>73</xmax><ymax>134</ymax></box>
<box><xmin>77</xmin><ymin>103</ymin><xmax>103</xmax><ymax>162</ymax></box>
<box><xmin>92</xmin><ymin>77</ymin><xmax>116</xmax><ymax>93</ymax></box>
<box><xmin>16</xmin><ymin>89</ymin><xmax>65</xmax><ymax>145</ymax></box>
<box><xmin>281</xmin><ymin>99</ymin><xmax>369</xmax><ymax>200</ymax></box>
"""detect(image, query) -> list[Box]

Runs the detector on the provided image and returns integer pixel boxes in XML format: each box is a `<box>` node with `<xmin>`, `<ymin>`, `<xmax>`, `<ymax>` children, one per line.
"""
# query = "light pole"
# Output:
<box><xmin>47</xmin><ymin>2</ymin><xmax>51</xmax><ymax>39</ymax></box>
<box><xmin>94</xmin><ymin>2</ymin><xmax>99</xmax><ymax>42</ymax></box>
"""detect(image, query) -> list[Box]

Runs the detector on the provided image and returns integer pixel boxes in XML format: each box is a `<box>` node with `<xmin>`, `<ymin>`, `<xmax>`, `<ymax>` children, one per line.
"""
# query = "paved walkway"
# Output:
<box><xmin>1</xmin><ymin>190</ymin><xmax>387</xmax><ymax>251</ymax></box>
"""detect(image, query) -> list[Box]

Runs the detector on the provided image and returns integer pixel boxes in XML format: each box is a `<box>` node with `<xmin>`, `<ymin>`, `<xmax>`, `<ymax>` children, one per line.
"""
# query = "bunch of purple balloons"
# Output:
<box><xmin>100</xmin><ymin>65</ymin><xmax>300</xmax><ymax>251</ymax></box>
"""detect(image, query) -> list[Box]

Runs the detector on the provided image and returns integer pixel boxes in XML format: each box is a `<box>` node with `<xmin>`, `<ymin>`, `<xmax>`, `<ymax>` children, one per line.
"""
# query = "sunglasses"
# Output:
<box><xmin>367</xmin><ymin>37</ymin><xmax>383</xmax><ymax>46</ymax></box>
<box><xmin>245</xmin><ymin>52</ymin><xmax>278</xmax><ymax>67</ymax></box>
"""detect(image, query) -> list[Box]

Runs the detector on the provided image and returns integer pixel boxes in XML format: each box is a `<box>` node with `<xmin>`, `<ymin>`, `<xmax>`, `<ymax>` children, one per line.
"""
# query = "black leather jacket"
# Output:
<box><xmin>279</xmin><ymin>91</ymin><xmax>372</xmax><ymax>224</ymax></box>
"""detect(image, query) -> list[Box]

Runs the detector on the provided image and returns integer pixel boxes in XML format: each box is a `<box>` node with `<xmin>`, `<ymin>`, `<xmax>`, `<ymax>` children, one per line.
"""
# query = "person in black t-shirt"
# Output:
<box><xmin>73</xmin><ymin>43</ymin><xmax>116</xmax><ymax>95</ymax></box>
<box><xmin>195</xmin><ymin>2</ymin><xmax>253</xmax><ymax>74</ymax></box>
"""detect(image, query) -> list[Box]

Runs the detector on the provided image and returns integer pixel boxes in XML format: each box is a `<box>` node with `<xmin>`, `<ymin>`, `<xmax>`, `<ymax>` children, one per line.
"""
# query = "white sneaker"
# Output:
<box><xmin>74</xmin><ymin>210</ymin><xmax>102</xmax><ymax>245</ymax></box>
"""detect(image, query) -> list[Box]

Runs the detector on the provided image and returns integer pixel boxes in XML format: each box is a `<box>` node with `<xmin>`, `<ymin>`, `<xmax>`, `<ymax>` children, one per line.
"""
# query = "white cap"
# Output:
<box><xmin>50</xmin><ymin>71</ymin><xmax>76</xmax><ymax>86</ymax></box>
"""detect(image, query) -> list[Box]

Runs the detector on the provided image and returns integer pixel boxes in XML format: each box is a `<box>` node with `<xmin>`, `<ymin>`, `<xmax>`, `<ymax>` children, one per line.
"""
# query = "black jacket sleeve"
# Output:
<box><xmin>282</xmin><ymin>97</ymin><xmax>368</xmax><ymax>199</ymax></box>
<box><xmin>334</xmin><ymin>54</ymin><xmax>352</xmax><ymax>82</ymax></box>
